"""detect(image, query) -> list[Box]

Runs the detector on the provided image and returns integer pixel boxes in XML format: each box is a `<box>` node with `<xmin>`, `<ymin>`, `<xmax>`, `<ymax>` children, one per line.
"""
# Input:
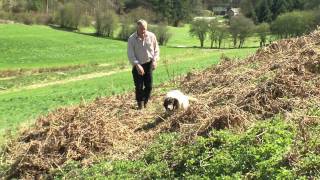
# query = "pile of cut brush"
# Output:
<box><xmin>2</xmin><ymin>29</ymin><xmax>320</xmax><ymax>179</ymax></box>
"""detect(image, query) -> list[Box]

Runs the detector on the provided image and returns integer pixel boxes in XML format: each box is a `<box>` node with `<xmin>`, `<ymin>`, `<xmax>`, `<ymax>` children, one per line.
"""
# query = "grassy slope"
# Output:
<box><xmin>0</xmin><ymin>23</ymin><xmax>257</xmax><ymax>140</ymax></box>
<box><xmin>0</xmin><ymin>47</ymin><xmax>255</xmax><ymax>136</ymax></box>
<box><xmin>0</xmin><ymin>24</ymin><xmax>126</xmax><ymax>70</ymax></box>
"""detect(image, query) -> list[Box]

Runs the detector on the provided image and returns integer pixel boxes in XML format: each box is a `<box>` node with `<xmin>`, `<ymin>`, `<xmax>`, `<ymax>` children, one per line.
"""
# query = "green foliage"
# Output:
<box><xmin>57</xmin><ymin>2</ymin><xmax>82</xmax><ymax>30</ymax></box>
<box><xmin>257</xmin><ymin>0</ymin><xmax>273</xmax><ymax>23</ymax></box>
<box><xmin>215</xmin><ymin>26</ymin><xmax>229</xmax><ymax>49</ymax></box>
<box><xmin>95</xmin><ymin>9</ymin><xmax>119</xmax><ymax>37</ymax></box>
<box><xmin>79</xmin><ymin>14</ymin><xmax>93</xmax><ymax>27</ymax></box>
<box><xmin>56</xmin><ymin>118</ymin><xmax>309</xmax><ymax>179</ymax></box>
<box><xmin>189</xmin><ymin>19</ymin><xmax>209</xmax><ymax>48</ymax></box>
<box><xmin>271</xmin><ymin>10</ymin><xmax>316</xmax><ymax>38</ymax></box>
<box><xmin>255</xmin><ymin>23</ymin><xmax>270</xmax><ymax>47</ymax></box>
<box><xmin>118</xmin><ymin>20</ymin><xmax>135</xmax><ymax>41</ymax></box>
<box><xmin>126</xmin><ymin>6</ymin><xmax>156</xmax><ymax>24</ymax></box>
<box><xmin>229</xmin><ymin>15</ymin><xmax>255</xmax><ymax>48</ymax></box>
<box><xmin>150</xmin><ymin>23</ymin><xmax>172</xmax><ymax>46</ymax></box>
<box><xmin>207</xmin><ymin>19</ymin><xmax>219</xmax><ymax>49</ymax></box>
<box><xmin>149</xmin><ymin>0</ymin><xmax>202</xmax><ymax>26</ymax></box>
<box><xmin>241</xmin><ymin>0</ymin><xmax>318</xmax><ymax>23</ymax></box>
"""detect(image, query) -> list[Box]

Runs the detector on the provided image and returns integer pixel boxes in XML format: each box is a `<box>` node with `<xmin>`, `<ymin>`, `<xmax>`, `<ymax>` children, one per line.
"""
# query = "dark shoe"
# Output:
<box><xmin>144</xmin><ymin>101</ymin><xmax>148</xmax><ymax>108</ymax></box>
<box><xmin>137</xmin><ymin>101</ymin><xmax>143</xmax><ymax>110</ymax></box>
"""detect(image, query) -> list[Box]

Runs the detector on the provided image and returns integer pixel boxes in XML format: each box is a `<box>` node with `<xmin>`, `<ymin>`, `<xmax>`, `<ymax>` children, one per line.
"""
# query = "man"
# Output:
<box><xmin>127</xmin><ymin>19</ymin><xmax>160</xmax><ymax>109</ymax></box>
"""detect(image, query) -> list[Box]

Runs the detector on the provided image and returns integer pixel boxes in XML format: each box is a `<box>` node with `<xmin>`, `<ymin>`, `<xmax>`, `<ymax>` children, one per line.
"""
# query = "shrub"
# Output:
<box><xmin>189</xmin><ymin>19</ymin><xmax>209</xmax><ymax>48</ymax></box>
<box><xmin>127</xmin><ymin>6</ymin><xmax>156</xmax><ymax>24</ymax></box>
<box><xmin>13</xmin><ymin>13</ymin><xmax>35</xmax><ymax>25</ymax></box>
<box><xmin>95</xmin><ymin>9</ymin><xmax>119</xmax><ymax>37</ymax></box>
<box><xmin>80</xmin><ymin>15</ymin><xmax>93</xmax><ymax>27</ymax></box>
<box><xmin>255</xmin><ymin>23</ymin><xmax>270</xmax><ymax>47</ymax></box>
<box><xmin>150</xmin><ymin>23</ymin><xmax>172</xmax><ymax>46</ymax></box>
<box><xmin>57</xmin><ymin>2</ymin><xmax>82</xmax><ymax>30</ymax></box>
<box><xmin>118</xmin><ymin>16</ymin><xmax>135</xmax><ymax>41</ymax></box>
<box><xmin>271</xmin><ymin>11</ymin><xmax>316</xmax><ymax>38</ymax></box>
<box><xmin>35</xmin><ymin>13</ymin><xmax>53</xmax><ymax>25</ymax></box>
<box><xmin>229</xmin><ymin>15</ymin><xmax>255</xmax><ymax>48</ymax></box>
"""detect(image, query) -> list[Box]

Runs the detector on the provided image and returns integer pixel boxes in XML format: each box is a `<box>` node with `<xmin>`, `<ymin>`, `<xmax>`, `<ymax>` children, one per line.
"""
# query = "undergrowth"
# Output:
<box><xmin>53</xmin><ymin>115</ymin><xmax>320</xmax><ymax>179</ymax></box>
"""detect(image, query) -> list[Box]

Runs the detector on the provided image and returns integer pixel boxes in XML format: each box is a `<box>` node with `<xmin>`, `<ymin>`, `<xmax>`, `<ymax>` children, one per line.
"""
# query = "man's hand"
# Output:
<box><xmin>152</xmin><ymin>61</ymin><xmax>157</xmax><ymax>70</ymax></box>
<box><xmin>135</xmin><ymin>64</ymin><xmax>145</xmax><ymax>75</ymax></box>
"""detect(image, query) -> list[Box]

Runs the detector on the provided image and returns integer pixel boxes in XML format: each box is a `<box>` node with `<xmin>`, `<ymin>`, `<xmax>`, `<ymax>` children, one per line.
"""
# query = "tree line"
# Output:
<box><xmin>190</xmin><ymin>8</ymin><xmax>320</xmax><ymax>49</ymax></box>
<box><xmin>1</xmin><ymin>0</ymin><xmax>319</xmax><ymax>48</ymax></box>
<box><xmin>240</xmin><ymin>0</ymin><xmax>320</xmax><ymax>23</ymax></box>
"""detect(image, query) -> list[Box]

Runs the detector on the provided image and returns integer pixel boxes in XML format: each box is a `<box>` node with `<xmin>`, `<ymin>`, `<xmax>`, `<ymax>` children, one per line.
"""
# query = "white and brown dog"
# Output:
<box><xmin>163</xmin><ymin>90</ymin><xmax>196</xmax><ymax>112</ymax></box>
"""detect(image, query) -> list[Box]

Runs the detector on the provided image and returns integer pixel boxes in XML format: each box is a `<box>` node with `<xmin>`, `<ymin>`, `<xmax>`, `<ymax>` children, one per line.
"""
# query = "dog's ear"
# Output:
<box><xmin>173</xmin><ymin>98</ymin><xmax>179</xmax><ymax>110</ymax></box>
<box><xmin>163</xmin><ymin>98</ymin><xmax>170</xmax><ymax>110</ymax></box>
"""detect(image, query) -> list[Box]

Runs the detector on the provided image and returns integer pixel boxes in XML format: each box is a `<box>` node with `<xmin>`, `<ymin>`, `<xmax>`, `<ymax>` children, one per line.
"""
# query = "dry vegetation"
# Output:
<box><xmin>1</xmin><ymin>29</ymin><xmax>320</xmax><ymax>179</ymax></box>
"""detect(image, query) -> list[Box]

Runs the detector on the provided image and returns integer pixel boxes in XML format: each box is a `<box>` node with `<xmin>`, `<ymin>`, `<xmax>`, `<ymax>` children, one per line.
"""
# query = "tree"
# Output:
<box><xmin>229</xmin><ymin>15</ymin><xmax>255</xmax><ymax>48</ymax></box>
<box><xmin>257</xmin><ymin>0</ymin><xmax>272</xmax><ymax>23</ymax></box>
<box><xmin>151</xmin><ymin>23</ymin><xmax>172</xmax><ymax>46</ymax></box>
<box><xmin>118</xmin><ymin>16</ymin><xmax>135</xmax><ymax>41</ymax></box>
<box><xmin>189</xmin><ymin>19</ymin><xmax>208</xmax><ymax>48</ymax></box>
<box><xmin>240</xmin><ymin>0</ymin><xmax>258</xmax><ymax>23</ymax></box>
<box><xmin>271</xmin><ymin>0</ymin><xmax>289</xmax><ymax>19</ymax></box>
<box><xmin>304</xmin><ymin>0</ymin><xmax>320</xmax><ymax>9</ymax></box>
<box><xmin>149</xmin><ymin>0</ymin><xmax>202</xmax><ymax>27</ymax></box>
<box><xmin>240</xmin><ymin>0</ymin><xmax>319</xmax><ymax>23</ymax></box>
<box><xmin>255</xmin><ymin>23</ymin><xmax>270</xmax><ymax>47</ymax></box>
<box><xmin>57</xmin><ymin>2</ymin><xmax>82</xmax><ymax>30</ymax></box>
<box><xmin>127</xmin><ymin>6</ymin><xmax>156</xmax><ymax>24</ymax></box>
<box><xmin>208</xmin><ymin>19</ymin><xmax>219</xmax><ymax>48</ymax></box>
<box><xmin>271</xmin><ymin>11</ymin><xmax>316</xmax><ymax>38</ymax></box>
<box><xmin>95</xmin><ymin>9</ymin><xmax>119</xmax><ymax>37</ymax></box>
<box><xmin>216</xmin><ymin>26</ymin><xmax>228</xmax><ymax>49</ymax></box>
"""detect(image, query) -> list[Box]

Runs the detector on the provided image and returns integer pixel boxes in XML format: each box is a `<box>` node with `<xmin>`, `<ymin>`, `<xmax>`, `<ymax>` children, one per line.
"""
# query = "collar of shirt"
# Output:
<box><xmin>134</xmin><ymin>31</ymin><xmax>150</xmax><ymax>40</ymax></box>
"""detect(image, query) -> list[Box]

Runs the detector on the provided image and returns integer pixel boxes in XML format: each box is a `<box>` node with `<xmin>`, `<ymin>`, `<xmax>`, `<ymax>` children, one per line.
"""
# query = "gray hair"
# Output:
<box><xmin>137</xmin><ymin>19</ymin><xmax>147</xmax><ymax>28</ymax></box>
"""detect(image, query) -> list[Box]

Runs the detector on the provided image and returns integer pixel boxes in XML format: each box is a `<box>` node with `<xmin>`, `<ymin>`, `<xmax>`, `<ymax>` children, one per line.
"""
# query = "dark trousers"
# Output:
<box><xmin>132</xmin><ymin>62</ymin><xmax>153</xmax><ymax>103</ymax></box>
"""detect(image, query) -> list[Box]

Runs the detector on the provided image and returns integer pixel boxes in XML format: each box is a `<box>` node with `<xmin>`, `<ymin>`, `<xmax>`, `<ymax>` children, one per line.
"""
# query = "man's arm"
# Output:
<box><xmin>153</xmin><ymin>35</ymin><xmax>160</xmax><ymax>62</ymax></box>
<box><xmin>128</xmin><ymin>38</ymin><xmax>145</xmax><ymax>75</ymax></box>
<box><xmin>127</xmin><ymin>38</ymin><xmax>139</xmax><ymax>66</ymax></box>
<box><xmin>152</xmin><ymin>35</ymin><xmax>160</xmax><ymax>70</ymax></box>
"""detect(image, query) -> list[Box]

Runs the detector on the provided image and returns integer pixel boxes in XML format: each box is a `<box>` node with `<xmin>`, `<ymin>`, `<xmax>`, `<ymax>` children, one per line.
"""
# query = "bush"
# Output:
<box><xmin>35</xmin><ymin>13</ymin><xmax>53</xmax><ymax>25</ymax></box>
<box><xmin>0</xmin><ymin>11</ymin><xmax>10</xmax><ymax>20</ymax></box>
<box><xmin>229</xmin><ymin>15</ymin><xmax>255</xmax><ymax>48</ymax></box>
<box><xmin>255</xmin><ymin>23</ymin><xmax>270</xmax><ymax>47</ymax></box>
<box><xmin>190</xmin><ymin>19</ymin><xmax>209</xmax><ymax>48</ymax></box>
<box><xmin>14</xmin><ymin>13</ymin><xmax>35</xmax><ymax>25</ymax></box>
<box><xmin>150</xmin><ymin>23</ymin><xmax>172</xmax><ymax>46</ymax></box>
<box><xmin>271</xmin><ymin>11</ymin><xmax>316</xmax><ymax>38</ymax></box>
<box><xmin>56</xmin><ymin>116</ymin><xmax>320</xmax><ymax>179</ymax></box>
<box><xmin>80</xmin><ymin>15</ymin><xmax>93</xmax><ymax>27</ymax></box>
<box><xmin>57</xmin><ymin>2</ymin><xmax>82</xmax><ymax>30</ymax></box>
<box><xmin>127</xmin><ymin>6</ymin><xmax>156</xmax><ymax>24</ymax></box>
<box><xmin>118</xmin><ymin>17</ymin><xmax>135</xmax><ymax>41</ymax></box>
<box><xmin>95</xmin><ymin>9</ymin><xmax>119</xmax><ymax>37</ymax></box>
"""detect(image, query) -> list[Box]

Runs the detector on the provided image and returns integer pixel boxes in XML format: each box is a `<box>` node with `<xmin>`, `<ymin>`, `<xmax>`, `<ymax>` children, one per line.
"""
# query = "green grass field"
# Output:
<box><xmin>0</xmin><ymin>23</ymin><xmax>257</xmax><ymax>141</ymax></box>
<box><xmin>0</xmin><ymin>24</ymin><xmax>126</xmax><ymax>70</ymax></box>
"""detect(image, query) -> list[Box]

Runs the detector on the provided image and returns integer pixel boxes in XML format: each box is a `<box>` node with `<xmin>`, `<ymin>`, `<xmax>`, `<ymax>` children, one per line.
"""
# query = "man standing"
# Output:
<box><xmin>128</xmin><ymin>19</ymin><xmax>160</xmax><ymax>109</ymax></box>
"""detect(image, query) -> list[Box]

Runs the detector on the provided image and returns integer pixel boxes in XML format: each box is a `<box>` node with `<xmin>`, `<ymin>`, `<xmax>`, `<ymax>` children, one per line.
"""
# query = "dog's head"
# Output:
<box><xmin>163</xmin><ymin>97</ymin><xmax>179</xmax><ymax>111</ymax></box>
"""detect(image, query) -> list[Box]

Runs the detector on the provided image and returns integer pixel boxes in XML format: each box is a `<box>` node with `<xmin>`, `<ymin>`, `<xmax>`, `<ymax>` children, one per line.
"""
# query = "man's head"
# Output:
<box><xmin>137</xmin><ymin>19</ymin><xmax>147</xmax><ymax>37</ymax></box>
<box><xmin>163</xmin><ymin>97</ymin><xmax>179</xmax><ymax>111</ymax></box>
